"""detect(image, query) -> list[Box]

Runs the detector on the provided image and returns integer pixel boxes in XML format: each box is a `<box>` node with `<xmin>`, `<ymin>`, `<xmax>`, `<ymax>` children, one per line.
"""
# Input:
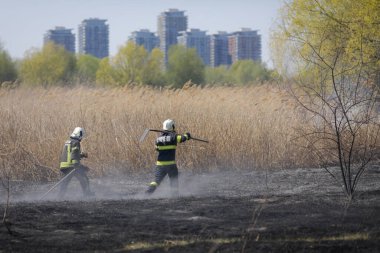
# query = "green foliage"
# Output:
<box><xmin>205</xmin><ymin>61</ymin><xmax>272</xmax><ymax>86</ymax></box>
<box><xmin>0</xmin><ymin>44</ymin><xmax>17</xmax><ymax>83</ymax></box>
<box><xmin>96</xmin><ymin>58</ymin><xmax>117</xmax><ymax>86</ymax></box>
<box><xmin>20</xmin><ymin>42</ymin><xmax>76</xmax><ymax>86</ymax></box>
<box><xmin>96</xmin><ymin>41</ymin><xmax>164</xmax><ymax>86</ymax></box>
<box><xmin>76</xmin><ymin>54</ymin><xmax>100</xmax><ymax>84</ymax></box>
<box><xmin>113</xmin><ymin>41</ymin><xmax>147</xmax><ymax>84</ymax></box>
<box><xmin>230</xmin><ymin>60</ymin><xmax>272</xmax><ymax>85</ymax></box>
<box><xmin>205</xmin><ymin>65</ymin><xmax>232</xmax><ymax>85</ymax></box>
<box><xmin>271</xmin><ymin>0</ymin><xmax>380</xmax><ymax>84</ymax></box>
<box><xmin>142</xmin><ymin>48</ymin><xmax>165</xmax><ymax>86</ymax></box>
<box><xmin>166</xmin><ymin>45</ymin><xmax>205</xmax><ymax>88</ymax></box>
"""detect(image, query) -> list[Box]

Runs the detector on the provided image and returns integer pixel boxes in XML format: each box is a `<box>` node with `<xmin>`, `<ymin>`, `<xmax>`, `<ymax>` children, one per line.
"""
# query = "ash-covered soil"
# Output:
<box><xmin>1</xmin><ymin>167</ymin><xmax>380</xmax><ymax>252</ymax></box>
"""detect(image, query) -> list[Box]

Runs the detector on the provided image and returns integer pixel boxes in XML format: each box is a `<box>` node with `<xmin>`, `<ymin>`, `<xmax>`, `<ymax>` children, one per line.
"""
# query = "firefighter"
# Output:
<box><xmin>58</xmin><ymin>127</ymin><xmax>94</xmax><ymax>198</ymax></box>
<box><xmin>146</xmin><ymin>119</ymin><xmax>191</xmax><ymax>195</ymax></box>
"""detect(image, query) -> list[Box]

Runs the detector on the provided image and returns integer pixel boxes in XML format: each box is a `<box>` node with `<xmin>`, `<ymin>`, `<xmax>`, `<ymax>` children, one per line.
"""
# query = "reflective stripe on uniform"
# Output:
<box><xmin>60</xmin><ymin>161</ymin><xmax>72</xmax><ymax>168</ymax></box>
<box><xmin>60</xmin><ymin>142</ymin><xmax>79</xmax><ymax>168</ymax></box>
<box><xmin>156</xmin><ymin>145</ymin><xmax>177</xmax><ymax>151</ymax></box>
<box><xmin>67</xmin><ymin>143</ymin><xmax>71</xmax><ymax>162</ymax></box>
<box><xmin>156</xmin><ymin>160</ymin><xmax>176</xmax><ymax>166</ymax></box>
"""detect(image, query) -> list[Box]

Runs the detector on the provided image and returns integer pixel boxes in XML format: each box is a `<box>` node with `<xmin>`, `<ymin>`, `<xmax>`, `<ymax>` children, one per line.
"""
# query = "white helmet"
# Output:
<box><xmin>70</xmin><ymin>127</ymin><xmax>85</xmax><ymax>140</ymax></box>
<box><xmin>163</xmin><ymin>119</ymin><xmax>175</xmax><ymax>131</ymax></box>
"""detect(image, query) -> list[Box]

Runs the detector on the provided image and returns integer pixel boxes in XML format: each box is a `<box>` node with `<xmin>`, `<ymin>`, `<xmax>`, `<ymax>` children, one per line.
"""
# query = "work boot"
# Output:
<box><xmin>145</xmin><ymin>186</ymin><xmax>156</xmax><ymax>195</ymax></box>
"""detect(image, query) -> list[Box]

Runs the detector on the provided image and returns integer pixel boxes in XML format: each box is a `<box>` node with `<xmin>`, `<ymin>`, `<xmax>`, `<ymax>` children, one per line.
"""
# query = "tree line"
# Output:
<box><xmin>0</xmin><ymin>41</ymin><xmax>273</xmax><ymax>88</ymax></box>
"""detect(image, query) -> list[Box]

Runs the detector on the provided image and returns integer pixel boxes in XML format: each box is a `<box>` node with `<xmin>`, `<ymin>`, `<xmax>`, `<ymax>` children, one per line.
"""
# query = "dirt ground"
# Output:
<box><xmin>1</xmin><ymin>167</ymin><xmax>380</xmax><ymax>252</ymax></box>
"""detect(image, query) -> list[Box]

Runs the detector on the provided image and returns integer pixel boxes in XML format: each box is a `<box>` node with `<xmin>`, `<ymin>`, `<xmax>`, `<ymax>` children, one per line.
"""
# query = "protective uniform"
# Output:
<box><xmin>146</xmin><ymin>120</ymin><xmax>191</xmax><ymax>195</ymax></box>
<box><xmin>58</xmin><ymin>127</ymin><xmax>93</xmax><ymax>198</ymax></box>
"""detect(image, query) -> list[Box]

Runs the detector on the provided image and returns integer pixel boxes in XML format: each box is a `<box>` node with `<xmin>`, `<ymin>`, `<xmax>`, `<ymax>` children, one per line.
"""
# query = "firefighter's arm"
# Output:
<box><xmin>176</xmin><ymin>133</ymin><xmax>191</xmax><ymax>143</ymax></box>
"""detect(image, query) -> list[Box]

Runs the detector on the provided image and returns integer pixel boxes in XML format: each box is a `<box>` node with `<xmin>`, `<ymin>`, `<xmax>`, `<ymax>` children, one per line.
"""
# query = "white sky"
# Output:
<box><xmin>0</xmin><ymin>0</ymin><xmax>283</xmax><ymax>66</ymax></box>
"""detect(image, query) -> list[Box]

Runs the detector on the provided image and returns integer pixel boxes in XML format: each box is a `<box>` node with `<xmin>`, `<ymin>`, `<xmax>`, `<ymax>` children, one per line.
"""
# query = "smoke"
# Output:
<box><xmin>4</xmin><ymin>170</ymin><xmax>265</xmax><ymax>202</ymax></box>
<box><xmin>2</xmin><ymin>167</ymin><xmax>367</xmax><ymax>204</ymax></box>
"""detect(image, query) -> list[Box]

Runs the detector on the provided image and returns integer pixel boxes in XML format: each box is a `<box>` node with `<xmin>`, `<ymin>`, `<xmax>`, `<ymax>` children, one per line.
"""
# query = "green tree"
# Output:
<box><xmin>271</xmin><ymin>0</ymin><xmax>380</xmax><ymax>200</ymax></box>
<box><xmin>20</xmin><ymin>42</ymin><xmax>76</xmax><ymax>86</ymax></box>
<box><xmin>142</xmin><ymin>48</ymin><xmax>165</xmax><ymax>86</ymax></box>
<box><xmin>112</xmin><ymin>41</ymin><xmax>147</xmax><ymax>85</ymax></box>
<box><xmin>96</xmin><ymin>41</ymin><xmax>164</xmax><ymax>86</ymax></box>
<box><xmin>0</xmin><ymin>44</ymin><xmax>17</xmax><ymax>83</ymax></box>
<box><xmin>229</xmin><ymin>60</ymin><xmax>272</xmax><ymax>85</ymax></box>
<box><xmin>205</xmin><ymin>65</ymin><xmax>232</xmax><ymax>86</ymax></box>
<box><xmin>76</xmin><ymin>54</ymin><xmax>100</xmax><ymax>84</ymax></box>
<box><xmin>166</xmin><ymin>45</ymin><xmax>205</xmax><ymax>88</ymax></box>
<box><xmin>96</xmin><ymin>57</ymin><xmax>117</xmax><ymax>86</ymax></box>
<box><xmin>271</xmin><ymin>0</ymin><xmax>380</xmax><ymax>82</ymax></box>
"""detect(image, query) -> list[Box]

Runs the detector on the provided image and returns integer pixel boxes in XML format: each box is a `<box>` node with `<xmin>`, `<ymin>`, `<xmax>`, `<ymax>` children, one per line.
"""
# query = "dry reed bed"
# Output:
<box><xmin>0</xmin><ymin>85</ymin><xmax>306</xmax><ymax>181</ymax></box>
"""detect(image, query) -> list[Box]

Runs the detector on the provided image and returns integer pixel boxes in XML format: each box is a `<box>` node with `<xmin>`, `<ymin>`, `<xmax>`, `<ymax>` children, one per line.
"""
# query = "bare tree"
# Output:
<box><xmin>291</xmin><ymin>82</ymin><xmax>379</xmax><ymax>200</ymax></box>
<box><xmin>272</xmin><ymin>0</ymin><xmax>380</xmax><ymax>200</ymax></box>
<box><xmin>288</xmin><ymin>37</ymin><xmax>380</xmax><ymax>200</ymax></box>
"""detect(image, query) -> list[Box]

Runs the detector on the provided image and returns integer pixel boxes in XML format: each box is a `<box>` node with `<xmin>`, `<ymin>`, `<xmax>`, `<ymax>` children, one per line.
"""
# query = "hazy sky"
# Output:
<box><xmin>0</xmin><ymin>0</ymin><xmax>283</xmax><ymax>66</ymax></box>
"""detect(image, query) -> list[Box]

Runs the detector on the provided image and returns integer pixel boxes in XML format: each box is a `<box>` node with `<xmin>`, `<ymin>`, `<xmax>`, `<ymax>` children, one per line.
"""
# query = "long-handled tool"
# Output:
<box><xmin>39</xmin><ymin>168</ymin><xmax>77</xmax><ymax>200</ymax></box>
<box><xmin>139</xmin><ymin>128</ymin><xmax>209</xmax><ymax>143</ymax></box>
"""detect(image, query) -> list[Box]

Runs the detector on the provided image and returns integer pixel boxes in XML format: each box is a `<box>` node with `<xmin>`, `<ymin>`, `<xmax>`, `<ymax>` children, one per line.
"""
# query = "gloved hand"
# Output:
<box><xmin>186</xmin><ymin>132</ymin><xmax>191</xmax><ymax>140</ymax></box>
<box><xmin>81</xmin><ymin>152</ymin><xmax>88</xmax><ymax>158</ymax></box>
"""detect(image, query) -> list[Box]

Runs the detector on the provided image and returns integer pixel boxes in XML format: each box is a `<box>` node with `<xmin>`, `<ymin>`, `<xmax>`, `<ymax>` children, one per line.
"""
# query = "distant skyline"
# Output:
<box><xmin>0</xmin><ymin>0</ymin><xmax>283</xmax><ymax>67</ymax></box>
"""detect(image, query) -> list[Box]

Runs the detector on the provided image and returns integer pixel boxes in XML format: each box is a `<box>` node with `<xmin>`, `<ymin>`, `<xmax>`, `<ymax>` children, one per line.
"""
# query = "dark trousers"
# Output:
<box><xmin>58</xmin><ymin>165</ymin><xmax>91</xmax><ymax>197</ymax></box>
<box><xmin>146</xmin><ymin>164</ymin><xmax>178</xmax><ymax>194</ymax></box>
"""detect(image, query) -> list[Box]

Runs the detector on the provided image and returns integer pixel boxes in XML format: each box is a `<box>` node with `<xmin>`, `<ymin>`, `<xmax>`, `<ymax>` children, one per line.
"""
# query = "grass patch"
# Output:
<box><xmin>122</xmin><ymin>237</ymin><xmax>242</xmax><ymax>251</ymax></box>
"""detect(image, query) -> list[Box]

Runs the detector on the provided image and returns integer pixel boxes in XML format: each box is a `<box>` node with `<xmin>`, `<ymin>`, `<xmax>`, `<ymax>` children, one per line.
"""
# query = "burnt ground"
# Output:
<box><xmin>1</xmin><ymin>167</ymin><xmax>380</xmax><ymax>252</ymax></box>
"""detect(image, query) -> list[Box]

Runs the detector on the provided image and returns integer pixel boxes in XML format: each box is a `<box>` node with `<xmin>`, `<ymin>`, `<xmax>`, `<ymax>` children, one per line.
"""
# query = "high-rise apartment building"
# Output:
<box><xmin>78</xmin><ymin>18</ymin><xmax>109</xmax><ymax>58</ymax></box>
<box><xmin>228</xmin><ymin>28</ymin><xmax>261</xmax><ymax>63</ymax></box>
<box><xmin>178</xmin><ymin>29</ymin><xmax>210</xmax><ymax>66</ymax></box>
<box><xmin>129</xmin><ymin>29</ymin><xmax>159</xmax><ymax>52</ymax></box>
<box><xmin>210</xmin><ymin>32</ymin><xmax>231</xmax><ymax>67</ymax></box>
<box><xmin>44</xmin><ymin>27</ymin><xmax>75</xmax><ymax>53</ymax></box>
<box><xmin>157</xmin><ymin>9</ymin><xmax>187</xmax><ymax>64</ymax></box>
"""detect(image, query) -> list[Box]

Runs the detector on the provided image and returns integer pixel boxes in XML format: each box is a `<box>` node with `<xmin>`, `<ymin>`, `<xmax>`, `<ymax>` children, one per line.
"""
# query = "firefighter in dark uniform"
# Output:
<box><xmin>58</xmin><ymin>127</ymin><xmax>94</xmax><ymax>198</ymax></box>
<box><xmin>146</xmin><ymin>119</ymin><xmax>191</xmax><ymax>195</ymax></box>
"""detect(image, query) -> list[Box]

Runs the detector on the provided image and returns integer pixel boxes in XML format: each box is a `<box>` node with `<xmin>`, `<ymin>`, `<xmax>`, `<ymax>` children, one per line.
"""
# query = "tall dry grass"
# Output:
<box><xmin>0</xmin><ymin>84</ymin><xmax>309</xmax><ymax>181</ymax></box>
